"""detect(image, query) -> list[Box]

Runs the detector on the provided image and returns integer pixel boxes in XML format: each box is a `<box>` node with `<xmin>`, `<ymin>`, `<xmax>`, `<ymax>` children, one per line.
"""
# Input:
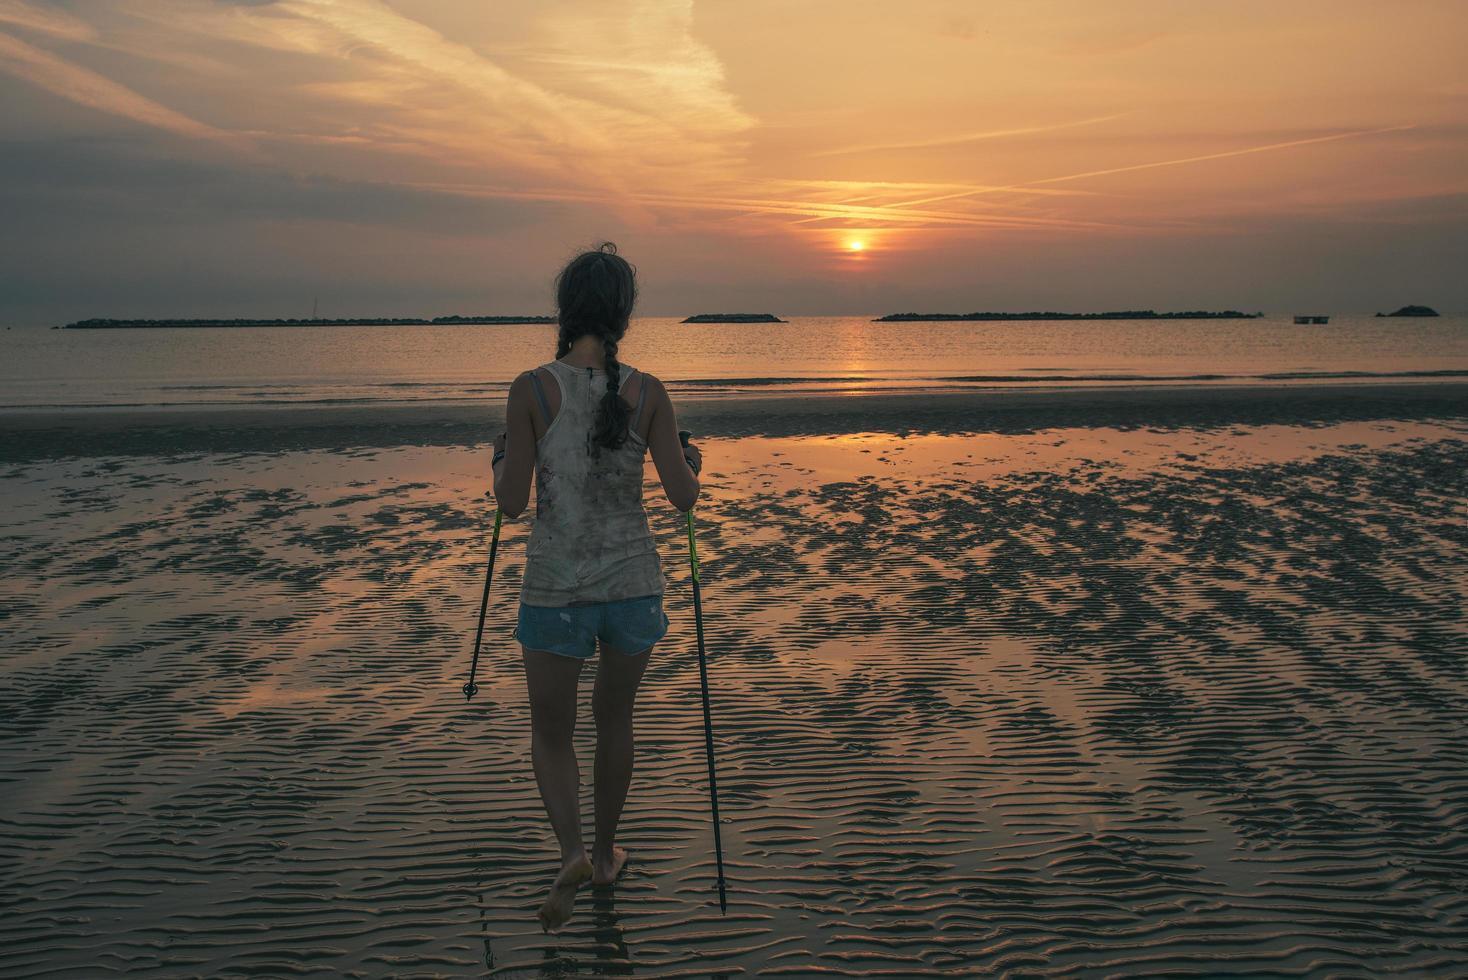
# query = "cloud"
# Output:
<box><xmin>0</xmin><ymin>137</ymin><xmax>547</xmax><ymax>233</ymax></box>
<box><xmin>4</xmin><ymin>0</ymin><xmax>755</xmax><ymax>188</ymax></box>
<box><xmin>0</xmin><ymin>1</ymin><xmax>1462</xmax><ymax>321</ymax></box>
<box><xmin>224</xmin><ymin>0</ymin><xmax>755</xmax><ymax>196</ymax></box>
<box><xmin>0</xmin><ymin>0</ymin><xmax>96</xmax><ymax>40</ymax></box>
<box><xmin>0</xmin><ymin>29</ymin><xmax>248</xmax><ymax>148</ymax></box>
<box><xmin>409</xmin><ymin>178</ymin><xmax>1133</xmax><ymax>233</ymax></box>
<box><xmin>523</xmin><ymin>0</ymin><xmax>754</xmax><ymax>145</ymax></box>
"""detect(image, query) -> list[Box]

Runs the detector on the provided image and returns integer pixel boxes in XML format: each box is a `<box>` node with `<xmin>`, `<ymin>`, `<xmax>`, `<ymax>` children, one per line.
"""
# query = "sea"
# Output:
<box><xmin>1</xmin><ymin>313</ymin><xmax>1464</xmax><ymax>410</ymax></box>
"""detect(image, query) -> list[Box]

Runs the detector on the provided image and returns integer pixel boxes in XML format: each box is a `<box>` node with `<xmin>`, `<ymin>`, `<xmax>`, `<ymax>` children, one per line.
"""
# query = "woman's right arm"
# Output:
<box><xmin>644</xmin><ymin>375</ymin><xmax>701</xmax><ymax>512</ymax></box>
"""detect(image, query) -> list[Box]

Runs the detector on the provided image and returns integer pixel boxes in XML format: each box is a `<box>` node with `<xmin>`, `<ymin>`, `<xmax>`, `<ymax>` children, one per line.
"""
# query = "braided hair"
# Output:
<box><xmin>554</xmin><ymin>242</ymin><xmax>638</xmax><ymax>451</ymax></box>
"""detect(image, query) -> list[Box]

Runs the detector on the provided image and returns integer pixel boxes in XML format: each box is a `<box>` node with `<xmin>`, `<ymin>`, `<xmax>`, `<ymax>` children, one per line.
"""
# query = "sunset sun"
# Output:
<box><xmin>846</xmin><ymin>239</ymin><xmax>866</xmax><ymax>252</ymax></box>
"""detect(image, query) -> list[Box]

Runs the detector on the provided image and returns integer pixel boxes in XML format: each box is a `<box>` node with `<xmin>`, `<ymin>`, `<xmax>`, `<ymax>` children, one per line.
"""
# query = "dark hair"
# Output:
<box><xmin>555</xmin><ymin>242</ymin><xmax>638</xmax><ymax>451</ymax></box>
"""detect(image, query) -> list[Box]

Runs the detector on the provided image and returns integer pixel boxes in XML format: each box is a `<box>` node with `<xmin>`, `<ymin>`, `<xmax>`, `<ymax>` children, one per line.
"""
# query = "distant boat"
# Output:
<box><xmin>1294</xmin><ymin>315</ymin><xmax>1330</xmax><ymax>324</ymax></box>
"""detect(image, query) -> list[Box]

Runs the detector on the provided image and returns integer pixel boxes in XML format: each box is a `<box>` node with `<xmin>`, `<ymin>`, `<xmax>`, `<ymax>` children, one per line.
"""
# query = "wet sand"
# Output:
<box><xmin>2</xmin><ymin>390</ymin><xmax>1467</xmax><ymax>976</ymax></box>
<box><xmin>2</xmin><ymin>379</ymin><xmax>1465</xmax><ymax>459</ymax></box>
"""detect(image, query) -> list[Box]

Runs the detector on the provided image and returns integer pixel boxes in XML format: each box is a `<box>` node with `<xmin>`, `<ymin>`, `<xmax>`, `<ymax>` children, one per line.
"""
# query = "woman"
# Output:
<box><xmin>491</xmin><ymin>243</ymin><xmax>702</xmax><ymax>933</ymax></box>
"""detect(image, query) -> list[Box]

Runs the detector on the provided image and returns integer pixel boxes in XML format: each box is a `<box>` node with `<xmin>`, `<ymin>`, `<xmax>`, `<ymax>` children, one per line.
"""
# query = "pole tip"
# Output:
<box><xmin>462</xmin><ymin>681</ymin><xmax>478</xmax><ymax>700</ymax></box>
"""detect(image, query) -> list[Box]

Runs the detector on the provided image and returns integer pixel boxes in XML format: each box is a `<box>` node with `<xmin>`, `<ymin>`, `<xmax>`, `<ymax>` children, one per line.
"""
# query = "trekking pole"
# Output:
<box><xmin>463</xmin><ymin>498</ymin><xmax>502</xmax><ymax>701</ymax></box>
<box><xmin>680</xmin><ymin>430</ymin><xmax>728</xmax><ymax>913</ymax></box>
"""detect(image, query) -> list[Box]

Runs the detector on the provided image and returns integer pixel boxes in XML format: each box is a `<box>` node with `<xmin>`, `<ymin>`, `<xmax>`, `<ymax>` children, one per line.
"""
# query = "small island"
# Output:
<box><xmin>59</xmin><ymin>315</ymin><xmax>555</xmax><ymax>329</ymax></box>
<box><xmin>1375</xmin><ymin>306</ymin><xmax>1439</xmax><ymax>318</ymax></box>
<box><xmin>875</xmin><ymin>310</ymin><xmax>1261</xmax><ymax>322</ymax></box>
<box><xmin>681</xmin><ymin>313</ymin><xmax>787</xmax><ymax>323</ymax></box>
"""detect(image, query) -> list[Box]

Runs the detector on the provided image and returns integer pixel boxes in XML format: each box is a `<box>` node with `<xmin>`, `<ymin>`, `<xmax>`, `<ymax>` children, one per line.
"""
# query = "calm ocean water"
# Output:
<box><xmin>1</xmin><ymin>314</ymin><xmax>1464</xmax><ymax>410</ymax></box>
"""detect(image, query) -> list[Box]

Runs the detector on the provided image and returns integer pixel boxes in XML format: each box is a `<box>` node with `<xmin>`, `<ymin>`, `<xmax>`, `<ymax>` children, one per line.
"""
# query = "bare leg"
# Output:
<box><xmin>591</xmin><ymin>641</ymin><xmax>651</xmax><ymax>886</ymax></box>
<box><xmin>522</xmin><ymin>646</ymin><xmax>591</xmax><ymax>931</ymax></box>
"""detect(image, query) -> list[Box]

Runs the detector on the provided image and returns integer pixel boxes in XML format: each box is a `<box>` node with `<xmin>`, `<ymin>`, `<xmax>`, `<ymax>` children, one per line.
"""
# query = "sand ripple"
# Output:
<box><xmin>1</xmin><ymin>423</ymin><xmax>1466</xmax><ymax>976</ymax></box>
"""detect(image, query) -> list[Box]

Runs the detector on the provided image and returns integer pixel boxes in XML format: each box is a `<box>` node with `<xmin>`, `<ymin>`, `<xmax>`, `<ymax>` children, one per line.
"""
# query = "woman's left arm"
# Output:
<box><xmin>492</xmin><ymin>372</ymin><xmax>537</xmax><ymax>518</ymax></box>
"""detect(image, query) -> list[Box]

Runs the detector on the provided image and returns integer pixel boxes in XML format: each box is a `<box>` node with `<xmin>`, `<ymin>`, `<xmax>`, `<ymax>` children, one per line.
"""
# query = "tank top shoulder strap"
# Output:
<box><xmin>630</xmin><ymin>370</ymin><xmax>651</xmax><ymax>430</ymax></box>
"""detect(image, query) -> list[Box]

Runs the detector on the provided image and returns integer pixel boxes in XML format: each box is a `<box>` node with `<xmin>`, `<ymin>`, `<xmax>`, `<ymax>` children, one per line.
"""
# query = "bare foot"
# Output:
<box><xmin>591</xmin><ymin>845</ymin><xmax>629</xmax><ymax>887</ymax></box>
<box><xmin>537</xmin><ymin>853</ymin><xmax>592</xmax><ymax>933</ymax></box>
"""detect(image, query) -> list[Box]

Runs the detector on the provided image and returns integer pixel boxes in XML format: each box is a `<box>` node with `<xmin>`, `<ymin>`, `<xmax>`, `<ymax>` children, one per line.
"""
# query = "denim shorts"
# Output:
<box><xmin>517</xmin><ymin>594</ymin><xmax>669</xmax><ymax>660</ymax></box>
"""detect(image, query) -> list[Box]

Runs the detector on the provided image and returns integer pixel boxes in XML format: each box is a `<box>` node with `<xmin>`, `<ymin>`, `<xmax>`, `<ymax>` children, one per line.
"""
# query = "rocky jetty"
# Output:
<box><xmin>681</xmin><ymin>313</ymin><xmax>787</xmax><ymax>323</ymax></box>
<box><xmin>875</xmin><ymin>310</ymin><xmax>1260</xmax><ymax>322</ymax></box>
<box><xmin>1376</xmin><ymin>306</ymin><xmax>1439</xmax><ymax>318</ymax></box>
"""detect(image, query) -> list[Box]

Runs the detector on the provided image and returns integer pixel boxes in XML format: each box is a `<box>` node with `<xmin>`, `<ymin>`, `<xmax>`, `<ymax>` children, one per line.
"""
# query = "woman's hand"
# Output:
<box><xmin>493</xmin><ymin>431</ymin><xmax>507</xmax><ymax>460</ymax></box>
<box><xmin>682</xmin><ymin>439</ymin><xmax>702</xmax><ymax>476</ymax></box>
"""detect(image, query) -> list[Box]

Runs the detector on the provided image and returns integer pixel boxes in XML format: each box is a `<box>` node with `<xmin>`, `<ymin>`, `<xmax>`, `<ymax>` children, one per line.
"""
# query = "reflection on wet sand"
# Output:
<box><xmin>1</xmin><ymin>419</ymin><xmax>1465</xmax><ymax>975</ymax></box>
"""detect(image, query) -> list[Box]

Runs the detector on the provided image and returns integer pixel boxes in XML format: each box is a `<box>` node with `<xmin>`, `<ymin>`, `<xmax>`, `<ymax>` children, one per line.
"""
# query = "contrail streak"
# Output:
<box><xmin>411</xmin><ymin>181</ymin><xmax>1132</xmax><ymax>232</ymax></box>
<box><xmin>810</xmin><ymin>112</ymin><xmax>1131</xmax><ymax>158</ymax></box>
<box><xmin>887</xmin><ymin>125</ymin><xmax>1417</xmax><ymax>210</ymax></box>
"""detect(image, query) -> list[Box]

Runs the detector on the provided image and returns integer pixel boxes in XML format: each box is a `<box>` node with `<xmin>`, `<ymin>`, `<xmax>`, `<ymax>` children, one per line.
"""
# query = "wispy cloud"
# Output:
<box><xmin>409</xmin><ymin>179</ymin><xmax>1131</xmax><ymax>233</ymax></box>
<box><xmin>719</xmin><ymin>125</ymin><xmax>1418</xmax><ymax>233</ymax></box>
<box><xmin>0</xmin><ymin>0</ymin><xmax>96</xmax><ymax>41</ymax></box>
<box><xmin>0</xmin><ymin>30</ymin><xmax>247</xmax><ymax>148</ymax></box>
<box><xmin>241</xmin><ymin>0</ymin><xmax>752</xmax><ymax>197</ymax></box>
<box><xmin>4</xmin><ymin>0</ymin><xmax>754</xmax><ymax>194</ymax></box>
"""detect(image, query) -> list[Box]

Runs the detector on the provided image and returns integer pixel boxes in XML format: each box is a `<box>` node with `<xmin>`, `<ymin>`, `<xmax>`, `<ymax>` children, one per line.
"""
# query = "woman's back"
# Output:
<box><xmin>520</xmin><ymin>359</ymin><xmax>662</xmax><ymax>606</ymax></box>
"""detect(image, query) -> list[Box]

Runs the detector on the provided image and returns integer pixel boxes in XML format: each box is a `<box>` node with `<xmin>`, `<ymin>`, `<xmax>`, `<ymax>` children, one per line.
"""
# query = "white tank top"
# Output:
<box><xmin>519</xmin><ymin>359</ymin><xmax>663</xmax><ymax>606</ymax></box>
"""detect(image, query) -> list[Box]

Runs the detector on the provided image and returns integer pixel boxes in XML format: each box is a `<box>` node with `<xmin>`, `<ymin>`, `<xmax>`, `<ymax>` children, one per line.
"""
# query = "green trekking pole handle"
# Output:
<box><xmin>463</xmin><ymin>502</ymin><xmax>502</xmax><ymax>701</ymax></box>
<box><xmin>680</xmin><ymin>429</ymin><xmax>727</xmax><ymax>912</ymax></box>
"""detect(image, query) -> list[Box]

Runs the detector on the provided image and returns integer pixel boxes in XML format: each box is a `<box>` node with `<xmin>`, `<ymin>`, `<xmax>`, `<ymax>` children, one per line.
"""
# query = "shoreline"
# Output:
<box><xmin>2</xmin><ymin>380</ymin><xmax>1464</xmax><ymax>461</ymax></box>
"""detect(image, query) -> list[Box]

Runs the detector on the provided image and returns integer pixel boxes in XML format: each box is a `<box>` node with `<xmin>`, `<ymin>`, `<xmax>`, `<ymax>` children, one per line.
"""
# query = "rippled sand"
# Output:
<box><xmin>2</xmin><ymin>417</ymin><xmax>1466</xmax><ymax>976</ymax></box>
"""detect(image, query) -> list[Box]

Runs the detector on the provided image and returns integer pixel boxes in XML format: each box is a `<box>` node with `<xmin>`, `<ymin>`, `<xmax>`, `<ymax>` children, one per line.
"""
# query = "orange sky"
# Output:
<box><xmin>1</xmin><ymin>1</ymin><xmax>1464</xmax><ymax>319</ymax></box>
